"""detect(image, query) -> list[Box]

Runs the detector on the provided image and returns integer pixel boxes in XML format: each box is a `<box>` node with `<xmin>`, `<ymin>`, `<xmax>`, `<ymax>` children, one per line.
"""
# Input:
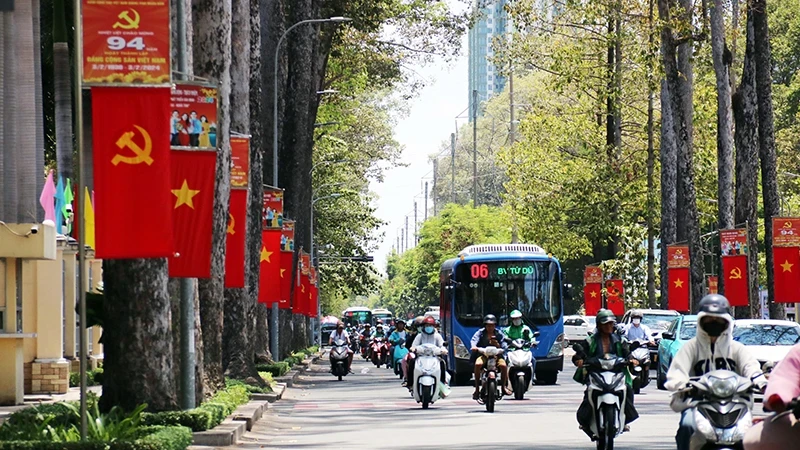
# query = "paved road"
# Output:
<box><xmin>225</xmin><ymin>352</ymin><xmax>684</xmax><ymax>450</ymax></box>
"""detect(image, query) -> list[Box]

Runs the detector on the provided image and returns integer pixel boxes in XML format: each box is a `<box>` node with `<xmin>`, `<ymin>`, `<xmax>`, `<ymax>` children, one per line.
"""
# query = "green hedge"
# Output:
<box><xmin>225</xmin><ymin>378</ymin><xmax>272</xmax><ymax>394</ymax></box>
<box><xmin>0</xmin><ymin>425</ymin><xmax>191</xmax><ymax>450</ymax></box>
<box><xmin>141</xmin><ymin>384</ymin><xmax>250</xmax><ymax>432</ymax></box>
<box><xmin>254</xmin><ymin>345</ymin><xmax>319</xmax><ymax>377</ymax></box>
<box><xmin>69</xmin><ymin>368</ymin><xmax>104</xmax><ymax>388</ymax></box>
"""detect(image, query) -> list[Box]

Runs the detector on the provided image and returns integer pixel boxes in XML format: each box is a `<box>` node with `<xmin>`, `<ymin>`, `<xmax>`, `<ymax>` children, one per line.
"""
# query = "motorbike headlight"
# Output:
<box><xmin>709</xmin><ymin>377</ymin><xmax>737</xmax><ymax>398</ymax></box>
<box><xmin>547</xmin><ymin>333</ymin><xmax>565</xmax><ymax>358</ymax></box>
<box><xmin>453</xmin><ymin>336</ymin><xmax>470</xmax><ymax>359</ymax></box>
<box><xmin>599</xmin><ymin>359</ymin><xmax>615</xmax><ymax>371</ymax></box>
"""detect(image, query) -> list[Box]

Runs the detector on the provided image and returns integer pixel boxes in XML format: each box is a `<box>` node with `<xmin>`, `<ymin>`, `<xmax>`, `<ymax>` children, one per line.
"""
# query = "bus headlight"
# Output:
<box><xmin>453</xmin><ymin>336</ymin><xmax>470</xmax><ymax>359</ymax></box>
<box><xmin>547</xmin><ymin>333</ymin><xmax>565</xmax><ymax>358</ymax></box>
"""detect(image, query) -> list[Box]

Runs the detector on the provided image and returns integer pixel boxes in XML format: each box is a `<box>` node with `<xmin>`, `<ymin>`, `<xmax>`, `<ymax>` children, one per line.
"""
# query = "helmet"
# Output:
<box><xmin>483</xmin><ymin>314</ymin><xmax>497</xmax><ymax>325</ymax></box>
<box><xmin>509</xmin><ymin>309</ymin><xmax>523</xmax><ymax>319</ymax></box>
<box><xmin>413</xmin><ymin>316</ymin><xmax>425</xmax><ymax>328</ymax></box>
<box><xmin>698</xmin><ymin>294</ymin><xmax>731</xmax><ymax>316</ymax></box>
<box><xmin>422</xmin><ymin>316</ymin><xmax>436</xmax><ymax>326</ymax></box>
<box><xmin>377</xmin><ymin>319</ymin><xmax>383</xmax><ymax>324</ymax></box>
<box><xmin>630</xmin><ymin>310</ymin><xmax>643</xmax><ymax>319</ymax></box>
<box><xmin>596</xmin><ymin>309</ymin><xmax>616</xmax><ymax>325</ymax></box>
<box><xmin>395</xmin><ymin>318</ymin><xmax>406</xmax><ymax>325</ymax></box>
<box><xmin>364</xmin><ymin>323</ymin><xmax>371</xmax><ymax>328</ymax></box>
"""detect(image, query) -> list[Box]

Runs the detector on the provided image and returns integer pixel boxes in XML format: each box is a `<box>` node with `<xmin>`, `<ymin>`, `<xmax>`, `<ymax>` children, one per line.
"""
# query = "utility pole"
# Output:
<box><xmin>396</xmin><ymin>233</ymin><xmax>400</xmax><ymax>254</ymax></box>
<box><xmin>424</xmin><ymin>181</ymin><xmax>429</xmax><ymax>221</ymax></box>
<box><xmin>400</xmin><ymin>232</ymin><xmax>404</xmax><ymax>254</ymax></box>
<box><xmin>450</xmin><ymin>133</ymin><xmax>456</xmax><ymax>204</ymax></box>
<box><xmin>432</xmin><ymin>160</ymin><xmax>438</xmax><ymax>215</ymax></box>
<box><xmin>509</xmin><ymin>68</ymin><xmax>519</xmax><ymax>244</ymax></box>
<box><xmin>414</xmin><ymin>201</ymin><xmax>418</xmax><ymax>244</ymax></box>
<box><xmin>472</xmin><ymin>89</ymin><xmax>478</xmax><ymax>207</ymax></box>
<box><xmin>405</xmin><ymin>216</ymin><xmax>409</xmax><ymax>251</ymax></box>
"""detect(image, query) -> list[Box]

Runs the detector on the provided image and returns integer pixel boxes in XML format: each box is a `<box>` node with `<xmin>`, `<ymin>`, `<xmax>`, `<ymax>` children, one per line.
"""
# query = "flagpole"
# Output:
<box><xmin>73</xmin><ymin>0</ymin><xmax>88</xmax><ymax>440</ymax></box>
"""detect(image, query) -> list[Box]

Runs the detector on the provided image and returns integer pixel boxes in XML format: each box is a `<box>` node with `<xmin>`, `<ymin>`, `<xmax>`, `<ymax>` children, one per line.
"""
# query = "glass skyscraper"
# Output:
<box><xmin>467</xmin><ymin>0</ymin><xmax>509</xmax><ymax>121</ymax></box>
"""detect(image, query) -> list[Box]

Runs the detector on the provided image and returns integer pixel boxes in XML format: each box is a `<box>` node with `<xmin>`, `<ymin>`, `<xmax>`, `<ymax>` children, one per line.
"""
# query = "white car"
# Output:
<box><xmin>564</xmin><ymin>315</ymin><xmax>593</xmax><ymax>344</ymax></box>
<box><xmin>733</xmin><ymin>319</ymin><xmax>800</xmax><ymax>372</ymax></box>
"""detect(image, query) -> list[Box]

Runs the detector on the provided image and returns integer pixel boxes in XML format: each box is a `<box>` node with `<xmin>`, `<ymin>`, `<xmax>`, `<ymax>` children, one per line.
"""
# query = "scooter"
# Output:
<box><xmin>412</xmin><ymin>343</ymin><xmax>445</xmax><ymax>409</ymax></box>
<box><xmin>744</xmin><ymin>395</ymin><xmax>800</xmax><ymax>450</ymax></box>
<box><xmin>349</xmin><ymin>330</ymin><xmax>360</xmax><ymax>354</ymax></box>
<box><xmin>329</xmin><ymin>338</ymin><xmax>350</xmax><ymax>381</ymax></box>
<box><xmin>392</xmin><ymin>338</ymin><xmax>409</xmax><ymax>378</ymax></box>
<box><xmin>370</xmin><ymin>337</ymin><xmax>389</xmax><ymax>367</ymax></box>
<box><xmin>629</xmin><ymin>339</ymin><xmax>651</xmax><ymax>394</ymax></box>
<box><xmin>359</xmin><ymin>335</ymin><xmax>369</xmax><ymax>359</ymax></box>
<box><xmin>507</xmin><ymin>333</ymin><xmax>539</xmax><ymax>400</ymax></box>
<box><xmin>574</xmin><ymin>343</ymin><xmax>631</xmax><ymax>450</ymax></box>
<box><xmin>674</xmin><ymin>370</ymin><xmax>758</xmax><ymax>450</ymax></box>
<box><xmin>475</xmin><ymin>346</ymin><xmax>504</xmax><ymax>413</ymax></box>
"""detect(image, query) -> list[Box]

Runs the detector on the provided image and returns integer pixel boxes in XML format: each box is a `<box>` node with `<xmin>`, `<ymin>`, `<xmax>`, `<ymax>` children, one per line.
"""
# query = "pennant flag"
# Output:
<box><xmin>722</xmin><ymin>256</ymin><xmax>749</xmax><ymax>307</ymax></box>
<box><xmin>91</xmin><ymin>87</ymin><xmax>173</xmax><ymax>258</ymax></box>
<box><xmin>40</xmin><ymin>170</ymin><xmax>57</xmax><ymax>223</ymax></box>
<box><xmin>708</xmin><ymin>276</ymin><xmax>719</xmax><ymax>294</ymax></box>
<box><xmin>224</xmin><ymin>189</ymin><xmax>248</xmax><ymax>288</ymax></box>
<box><xmin>583</xmin><ymin>266</ymin><xmax>602</xmax><ymax>316</ymax></box>
<box><xmin>668</xmin><ymin>268</ymin><xmax>690</xmax><ymax>312</ymax></box>
<box><xmin>65</xmin><ymin>178</ymin><xmax>74</xmax><ymax>236</ymax></box>
<box><xmin>259</xmin><ymin>229</ymin><xmax>282</xmax><ymax>304</ymax></box>
<box><xmin>605</xmin><ymin>279</ymin><xmax>625</xmax><ymax>316</ymax></box>
<box><xmin>773</xmin><ymin>246</ymin><xmax>800</xmax><ymax>303</ymax></box>
<box><xmin>168</xmin><ymin>150</ymin><xmax>216</xmax><ymax>278</ymax></box>
<box><xmin>55</xmin><ymin>176</ymin><xmax>66</xmax><ymax>234</ymax></box>
<box><xmin>279</xmin><ymin>251</ymin><xmax>293</xmax><ymax>309</ymax></box>
<box><xmin>84</xmin><ymin>187</ymin><xmax>96</xmax><ymax>250</ymax></box>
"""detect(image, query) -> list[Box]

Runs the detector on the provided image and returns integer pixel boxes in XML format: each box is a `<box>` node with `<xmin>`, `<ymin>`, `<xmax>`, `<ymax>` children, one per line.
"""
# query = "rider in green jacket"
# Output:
<box><xmin>503</xmin><ymin>310</ymin><xmax>534</xmax><ymax>341</ymax></box>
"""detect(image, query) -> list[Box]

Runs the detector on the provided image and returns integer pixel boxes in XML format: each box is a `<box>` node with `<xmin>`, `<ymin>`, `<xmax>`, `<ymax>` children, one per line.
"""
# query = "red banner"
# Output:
<box><xmin>279</xmin><ymin>251</ymin><xmax>293</xmax><ymax>309</ymax></box>
<box><xmin>170</xmin><ymin>84</ymin><xmax>218</xmax><ymax>149</ymax></box>
<box><xmin>722</xmin><ymin>256</ymin><xmax>749</xmax><ymax>307</ymax></box>
<box><xmin>82</xmin><ymin>0</ymin><xmax>171</xmax><ymax>85</ymax></box>
<box><xmin>605</xmin><ymin>279</ymin><xmax>625</xmax><ymax>316</ymax></box>
<box><xmin>258</xmin><ymin>229</ymin><xmax>282</xmax><ymax>304</ymax></box>
<box><xmin>300</xmin><ymin>250</ymin><xmax>311</xmax><ymax>275</ymax></box>
<box><xmin>773</xmin><ymin>218</ymin><xmax>800</xmax><ymax>247</ymax></box>
<box><xmin>584</xmin><ymin>283</ymin><xmax>601</xmax><ymax>316</ymax></box>
<box><xmin>584</xmin><ymin>266</ymin><xmax>602</xmax><ymax>284</ymax></box>
<box><xmin>168</xmin><ymin>150</ymin><xmax>216</xmax><ymax>278</ymax></box>
<box><xmin>263</xmin><ymin>188</ymin><xmax>284</xmax><ymax>230</ymax></box>
<box><xmin>224</xmin><ymin>190</ymin><xmax>247</xmax><ymax>288</ymax></box>
<box><xmin>91</xmin><ymin>87</ymin><xmax>173</xmax><ymax>258</ymax></box>
<box><xmin>721</xmin><ymin>228</ymin><xmax>749</xmax><ymax>256</ymax></box>
<box><xmin>667</xmin><ymin>245</ymin><xmax>690</xmax><ymax>268</ymax></box>
<box><xmin>668</xmin><ymin>268</ymin><xmax>690</xmax><ymax>312</ymax></box>
<box><xmin>294</xmin><ymin>271</ymin><xmax>310</xmax><ymax>315</ymax></box>
<box><xmin>310</xmin><ymin>284</ymin><xmax>319</xmax><ymax>318</ymax></box>
<box><xmin>281</xmin><ymin>219</ymin><xmax>295</xmax><ymax>251</ymax></box>
<box><xmin>773</xmin><ymin>246</ymin><xmax>800</xmax><ymax>303</ymax></box>
<box><xmin>708</xmin><ymin>276</ymin><xmax>719</xmax><ymax>294</ymax></box>
<box><xmin>230</xmin><ymin>137</ymin><xmax>249</xmax><ymax>188</ymax></box>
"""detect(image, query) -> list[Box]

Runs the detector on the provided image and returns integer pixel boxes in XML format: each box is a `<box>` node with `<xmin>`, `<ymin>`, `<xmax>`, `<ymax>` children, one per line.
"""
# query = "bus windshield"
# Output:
<box><xmin>455</xmin><ymin>260</ymin><xmax>561</xmax><ymax>327</ymax></box>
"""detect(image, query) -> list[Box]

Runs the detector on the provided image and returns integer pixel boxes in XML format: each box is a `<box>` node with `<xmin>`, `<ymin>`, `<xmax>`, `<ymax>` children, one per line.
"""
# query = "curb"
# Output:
<box><xmin>251</xmin><ymin>382</ymin><xmax>286</xmax><ymax>403</ymax></box>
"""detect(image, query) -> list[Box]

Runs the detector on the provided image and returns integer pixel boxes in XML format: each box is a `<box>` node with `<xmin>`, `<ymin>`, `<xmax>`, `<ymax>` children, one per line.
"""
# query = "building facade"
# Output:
<box><xmin>467</xmin><ymin>0</ymin><xmax>509</xmax><ymax>120</ymax></box>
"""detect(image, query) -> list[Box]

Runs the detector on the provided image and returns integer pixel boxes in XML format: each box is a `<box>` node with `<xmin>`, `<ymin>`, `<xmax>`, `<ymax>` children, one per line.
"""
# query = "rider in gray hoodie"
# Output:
<box><xmin>666</xmin><ymin>294</ymin><xmax>766</xmax><ymax>450</ymax></box>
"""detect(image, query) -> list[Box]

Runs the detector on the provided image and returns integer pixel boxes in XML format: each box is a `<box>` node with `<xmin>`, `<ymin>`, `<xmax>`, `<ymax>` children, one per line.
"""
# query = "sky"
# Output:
<box><xmin>369</xmin><ymin>39</ymin><xmax>469</xmax><ymax>274</ymax></box>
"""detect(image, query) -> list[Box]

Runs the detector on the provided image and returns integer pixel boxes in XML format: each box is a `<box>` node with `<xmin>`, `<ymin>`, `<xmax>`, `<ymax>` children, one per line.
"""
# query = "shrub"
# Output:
<box><xmin>141</xmin><ymin>383</ymin><xmax>251</xmax><ymax>432</ymax></box>
<box><xmin>254</xmin><ymin>362</ymin><xmax>289</xmax><ymax>377</ymax></box>
<box><xmin>225</xmin><ymin>378</ymin><xmax>272</xmax><ymax>394</ymax></box>
<box><xmin>68</xmin><ymin>368</ymin><xmax>104</xmax><ymax>388</ymax></box>
<box><xmin>0</xmin><ymin>425</ymin><xmax>191</xmax><ymax>450</ymax></box>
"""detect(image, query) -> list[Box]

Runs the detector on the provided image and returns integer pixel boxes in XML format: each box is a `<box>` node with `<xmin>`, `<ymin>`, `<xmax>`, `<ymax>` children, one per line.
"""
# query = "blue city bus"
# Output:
<box><xmin>440</xmin><ymin>244</ymin><xmax>565</xmax><ymax>385</ymax></box>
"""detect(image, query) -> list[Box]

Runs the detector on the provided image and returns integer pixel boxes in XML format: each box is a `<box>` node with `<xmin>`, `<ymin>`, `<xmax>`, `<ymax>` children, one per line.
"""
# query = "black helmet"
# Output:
<box><xmin>483</xmin><ymin>314</ymin><xmax>497</xmax><ymax>325</ymax></box>
<box><xmin>698</xmin><ymin>294</ymin><xmax>731</xmax><ymax>316</ymax></box>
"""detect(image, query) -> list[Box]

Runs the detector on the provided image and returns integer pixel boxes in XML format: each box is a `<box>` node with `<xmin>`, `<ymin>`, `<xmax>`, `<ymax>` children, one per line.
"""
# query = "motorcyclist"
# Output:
<box><xmin>504</xmin><ymin>309</ymin><xmax>535</xmax><ymax>342</ymax></box>
<box><xmin>572</xmin><ymin>308</ymin><xmax>639</xmax><ymax>435</ymax></box>
<box><xmin>371</xmin><ymin>324</ymin><xmax>387</xmax><ymax>339</ymax></box>
<box><xmin>471</xmin><ymin>314</ymin><xmax>512</xmax><ymax>399</ymax></box>
<box><xmin>360</xmin><ymin>323</ymin><xmax>372</xmax><ymax>358</ymax></box>
<box><xmin>389</xmin><ymin>319</ymin><xmax>408</xmax><ymax>346</ymax></box>
<box><xmin>408</xmin><ymin>316</ymin><xmax>448</xmax><ymax>388</ymax></box>
<box><xmin>623</xmin><ymin>310</ymin><xmax>654</xmax><ymax>345</ymax></box>
<box><xmin>328</xmin><ymin>322</ymin><xmax>353</xmax><ymax>371</ymax></box>
<box><xmin>402</xmin><ymin>316</ymin><xmax>425</xmax><ymax>387</ymax></box>
<box><xmin>666</xmin><ymin>294</ymin><xmax>766</xmax><ymax>450</ymax></box>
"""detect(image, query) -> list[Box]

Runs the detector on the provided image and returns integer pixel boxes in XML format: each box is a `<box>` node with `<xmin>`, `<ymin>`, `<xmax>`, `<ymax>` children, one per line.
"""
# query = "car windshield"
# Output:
<box><xmin>455</xmin><ymin>260</ymin><xmax>561</xmax><ymax>327</ymax></box>
<box><xmin>642</xmin><ymin>314</ymin><xmax>678</xmax><ymax>330</ymax></box>
<box><xmin>586</xmin><ymin>317</ymin><xmax>596</xmax><ymax>326</ymax></box>
<box><xmin>733</xmin><ymin>324</ymin><xmax>800</xmax><ymax>346</ymax></box>
<box><xmin>680</xmin><ymin>321</ymin><xmax>697</xmax><ymax>340</ymax></box>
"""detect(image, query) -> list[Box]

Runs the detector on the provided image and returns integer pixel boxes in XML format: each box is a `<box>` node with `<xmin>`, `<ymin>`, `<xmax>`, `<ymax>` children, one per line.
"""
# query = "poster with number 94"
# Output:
<box><xmin>81</xmin><ymin>0</ymin><xmax>171</xmax><ymax>85</ymax></box>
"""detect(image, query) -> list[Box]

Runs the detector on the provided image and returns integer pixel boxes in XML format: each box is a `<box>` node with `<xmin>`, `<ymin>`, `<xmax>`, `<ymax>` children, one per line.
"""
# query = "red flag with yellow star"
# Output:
<box><xmin>258</xmin><ymin>229</ymin><xmax>282</xmax><ymax>304</ymax></box>
<box><xmin>91</xmin><ymin>87</ymin><xmax>173</xmax><ymax>258</ymax></box>
<box><xmin>773</xmin><ymin>246</ymin><xmax>800</xmax><ymax>303</ymax></box>
<box><xmin>583</xmin><ymin>266</ymin><xmax>602</xmax><ymax>315</ymax></box>
<box><xmin>224</xmin><ymin>189</ymin><xmax>247</xmax><ymax>288</ymax></box>
<box><xmin>668</xmin><ymin>268</ymin><xmax>690</xmax><ymax>312</ymax></box>
<box><xmin>168</xmin><ymin>150</ymin><xmax>216</xmax><ymax>278</ymax></box>
<box><xmin>279</xmin><ymin>251</ymin><xmax>293</xmax><ymax>309</ymax></box>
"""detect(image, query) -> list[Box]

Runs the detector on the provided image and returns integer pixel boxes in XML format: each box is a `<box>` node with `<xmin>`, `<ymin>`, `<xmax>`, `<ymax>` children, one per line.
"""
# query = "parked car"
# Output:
<box><xmin>656</xmin><ymin>314</ymin><xmax>697</xmax><ymax>390</ymax></box>
<box><xmin>564</xmin><ymin>315</ymin><xmax>593</xmax><ymax>344</ymax></box>
<box><xmin>620</xmin><ymin>309</ymin><xmax>680</xmax><ymax>362</ymax></box>
<box><xmin>733</xmin><ymin>319</ymin><xmax>800</xmax><ymax>374</ymax></box>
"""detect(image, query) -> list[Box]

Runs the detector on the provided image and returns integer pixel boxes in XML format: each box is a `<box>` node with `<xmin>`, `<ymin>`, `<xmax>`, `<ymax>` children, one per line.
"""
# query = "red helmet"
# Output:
<box><xmin>422</xmin><ymin>316</ymin><xmax>436</xmax><ymax>326</ymax></box>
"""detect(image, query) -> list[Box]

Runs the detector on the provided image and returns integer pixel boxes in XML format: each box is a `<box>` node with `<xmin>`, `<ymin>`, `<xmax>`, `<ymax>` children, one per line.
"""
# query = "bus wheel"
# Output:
<box><xmin>537</xmin><ymin>371</ymin><xmax>558</xmax><ymax>385</ymax></box>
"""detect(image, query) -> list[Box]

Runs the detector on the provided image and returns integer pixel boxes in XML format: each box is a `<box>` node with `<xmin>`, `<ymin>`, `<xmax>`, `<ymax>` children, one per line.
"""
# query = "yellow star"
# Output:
<box><xmin>280</xmin><ymin>268</ymin><xmax>286</xmax><ymax>278</ymax></box>
<box><xmin>781</xmin><ymin>260</ymin><xmax>794</xmax><ymax>272</ymax></box>
<box><xmin>674</xmin><ymin>278</ymin><xmax>684</xmax><ymax>288</ymax></box>
<box><xmin>171</xmin><ymin>179</ymin><xmax>200</xmax><ymax>209</ymax></box>
<box><xmin>590</xmin><ymin>291</ymin><xmax>597</xmax><ymax>298</ymax></box>
<box><xmin>260</xmin><ymin>246</ymin><xmax>273</xmax><ymax>263</ymax></box>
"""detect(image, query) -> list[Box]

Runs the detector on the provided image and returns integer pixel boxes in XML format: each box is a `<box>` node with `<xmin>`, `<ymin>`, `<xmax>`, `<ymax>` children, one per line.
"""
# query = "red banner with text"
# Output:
<box><xmin>583</xmin><ymin>266</ymin><xmax>602</xmax><ymax>316</ymax></box>
<box><xmin>263</xmin><ymin>188</ymin><xmax>284</xmax><ymax>229</ymax></box>
<box><xmin>170</xmin><ymin>84</ymin><xmax>218</xmax><ymax>149</ymax></box>
<box><xmin>708</xmin><ymin>276</ymin><xmax>718</xmax><ymax>294</ymax></box>
<box><xmin>605</xmin><ymin>279</ymin><xmax>625</xmax><ymax>316</ymax></box>
<box><xmin>773</xmin><ymin>218</ymin><xmax>800</xmax><ymax>303</ymax></box>
<box><xmin>230</xmin><ymin>137</ymin><xmax>249</xmax><ymax>188</ymax></box>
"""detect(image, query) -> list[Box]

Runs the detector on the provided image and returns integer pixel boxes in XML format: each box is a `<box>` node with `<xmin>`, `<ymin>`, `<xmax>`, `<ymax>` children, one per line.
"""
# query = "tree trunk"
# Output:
<box><xmin>14</xmin><ymin>0</ymin><xmax>39</xmax><ymax>223</ymax></box>
<box><xmin>32</xmin><ymin>0</ymin><xmax>45</xmax><ymax>214</ymax></box>
<box><xmin>251</xmin><ymin>0</ymin><xmax>271</xmax><ymax>363</ymax></box>
<box><xmin>194</xmin><ymin>0</ymin><xmax>233</xmax><ymax>392</ymax></box>
<box><xmin>752</xmin><ymin>0</ymin><xmax>784</xmax><ymax>320</ymax></box>
<box><xmin>646</xmin><ymin>0</ymin><xmax>657</xmax><ymax>308</ymax></box>
<box><xmin>101</xmin><ymin>259</ymin><xmax>178</xmax><ymax>412</ymax></box>
<box><xmin>732</xmin><ymin>10</ymin><xmax>760</xmax><ymax>319</ymax></box>
<box><xmin>711</xmin><ymin>0</ymin><xmax>734</xmax><ymax>233</ymax></box>
<box><xmin>1</xmin><ymin>12</ymin><xmax>18</xmax><ymax>223</ymax></box>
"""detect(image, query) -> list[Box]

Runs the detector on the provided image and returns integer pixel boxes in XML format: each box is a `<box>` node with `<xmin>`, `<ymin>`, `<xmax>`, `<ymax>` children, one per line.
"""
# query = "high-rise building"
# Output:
<box><xmin>467</xmin><ymin>0</ymin><xmax>509</xmax><ymax>121</ymax></box>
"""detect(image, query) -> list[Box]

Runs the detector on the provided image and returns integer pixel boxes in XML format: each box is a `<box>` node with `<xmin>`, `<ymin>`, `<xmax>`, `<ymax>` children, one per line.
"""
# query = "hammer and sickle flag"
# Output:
<box><xmin>168</xmin><ymin>149</ymin><xmax>217</xmax><ymax>278</ymax></box>
<box><xmin>91</xmin><ymin>87</ymin><xmax>173</xmax><ymax>258</ymax></box>
<box><xmin>225</xmin><ymin>189</ymin><xmax>248</xmax><ymax>288</ymax></box>
<box><xmin>722</xmin><ymin>255</ymin><xmax>749</xmax><ymax>307</ymax></box>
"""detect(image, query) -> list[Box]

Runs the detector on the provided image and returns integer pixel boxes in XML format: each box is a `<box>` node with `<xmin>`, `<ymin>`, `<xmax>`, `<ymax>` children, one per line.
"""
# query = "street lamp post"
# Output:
<box><xmin>310</xmin><ymin>193</ymin><xmax>344</xmax><ymax>346</ymax></box>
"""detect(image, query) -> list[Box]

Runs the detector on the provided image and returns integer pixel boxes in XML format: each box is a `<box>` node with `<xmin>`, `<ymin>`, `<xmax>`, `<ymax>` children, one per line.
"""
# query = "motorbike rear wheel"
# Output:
<box><xmin>486</xmin><ymin>379</ymin><xmax>496</xmax><ymax>413</ymax></box>
<box><xmin>514</xmin><ymin>376</ymin><xmax>525</xmax><ymax>400</ymax></box>
<box><xmin>421</xmin><ymin>385</ymin><xmax>432</xmax><ymax>409</ymax></box>
<box><xmin>338</xmin><ymin>374</ymin><xmax>342</xmax><ymax>381</ymax></box>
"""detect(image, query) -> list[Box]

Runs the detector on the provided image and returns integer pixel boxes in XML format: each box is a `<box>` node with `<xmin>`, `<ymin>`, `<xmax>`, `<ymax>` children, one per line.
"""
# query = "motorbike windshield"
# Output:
<box><xmin>455</xmin><ymin>260</ymin><xmax>561</xmax><ymax>327</ymax></box>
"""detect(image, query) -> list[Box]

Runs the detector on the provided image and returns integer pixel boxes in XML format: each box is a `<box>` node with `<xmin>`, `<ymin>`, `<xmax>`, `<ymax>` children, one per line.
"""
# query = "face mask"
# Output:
<box><xmin>702</xmin><ymin>320</ymin><xmax>727</xmax><ymax>337</ymax></box>
<box><xmin>512</xmin><ymin>318</ymin><xmax>522</xmax><ymax>326</ymax></box>
<box><xmin>632</xmin><ymin>318</ymin><xmax>641</xmax><ymax>325</ymax></box>
<box><xmin>424</xmin><ymin>326</ymin><xmax>435</xmax><ymax>335</ymax></box>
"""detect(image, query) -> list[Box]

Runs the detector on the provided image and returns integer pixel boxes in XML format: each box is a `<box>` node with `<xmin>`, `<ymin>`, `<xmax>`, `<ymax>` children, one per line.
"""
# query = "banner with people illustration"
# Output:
<box><xmin>170</xmin><ymin>83</ymin><xmax>218</xmax><ymax>149</ymax></box>
<box><xmin>720</xmin><ymin>228</ymin><xmax>749</xmax><ymax>307</ymax></box>
<box><xmin>263</xmin><ymin>187</ymin><xmax>284</xmax><ymax>229</ymax></box>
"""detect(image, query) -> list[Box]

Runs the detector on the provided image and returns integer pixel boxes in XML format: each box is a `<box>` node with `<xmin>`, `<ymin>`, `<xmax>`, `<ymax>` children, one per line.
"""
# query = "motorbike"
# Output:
<box><xmin>674</xmin><ymin>370</ymin><xmax>758</xmax><ymax>450</ymax></box>
<box><xmin>392</xmin><ymin>338</ymin><xmax>409</xmax><ymax>378</ymax></box>
<box><xmin>370</xmin><ymin>337</ymin><xmax>389</xmax><ymax>367</ymax></box>
<box><xmin>412</xmin><ymin>343</ymin><xmax>445</xmax><ymax>409</ymax></box>
<box><xmin>329</xmin><ymin>338</ymin><xmax>350</xmax><ymax>381</ymax></box>
<box><xmin>574</xmin><ymin>343</ymin><xmax>632</xmax><ymax>450</ymax></box>
<box><xmin>507</xmin><ymin>333</ymin><xmax>539</xmax><ymax>400</ymax></box>
<box><xmin>348</xmin><ymin>330</ymin><xmax>360</xmax><ymax>354</ymax></box>
<box><xmin>744</xmin><ymin>395</ymin><xmax>800</xmax><ymax>450</ymax></box>
<box><xmin>475</xmin><ymin>346</ymin><xmax>504</xmax><ymax>413</ymax></box>
<box><xmin>359</xmin><ymin>335</ymin><xmax>369</xmax><ymax>359</ymax></box>
<box><xmin>629</xmin><ymin>339</ymin><xmax>651</xmax><ymax>394</ymax></box>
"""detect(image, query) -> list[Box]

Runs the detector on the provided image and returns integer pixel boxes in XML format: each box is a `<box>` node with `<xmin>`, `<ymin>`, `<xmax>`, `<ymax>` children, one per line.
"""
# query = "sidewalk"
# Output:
<box><xmin>0</xmin><ymin>386</ymin><xmax>102</xmax><ymax>424</ymax></box>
